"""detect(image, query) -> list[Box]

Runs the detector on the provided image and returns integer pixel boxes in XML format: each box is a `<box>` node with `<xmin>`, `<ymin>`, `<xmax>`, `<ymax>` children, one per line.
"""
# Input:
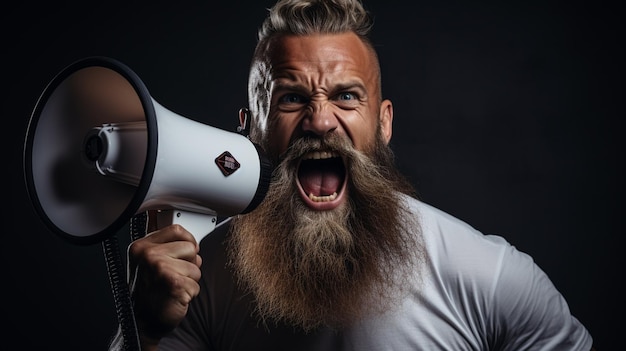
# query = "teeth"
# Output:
<box><xmin>302</xmin><ymin>150</ymin><xmax>339</xmax><ymax>160</ymax></box>
<box><xmin>301</xmin><ymin>150</ymin><xmax>341</xmax><ymax>203</ymax></box>
<box><xmin>309</xmin><ymin>192</ymin><xmax>338</xmax><ymax>202</ymax></box>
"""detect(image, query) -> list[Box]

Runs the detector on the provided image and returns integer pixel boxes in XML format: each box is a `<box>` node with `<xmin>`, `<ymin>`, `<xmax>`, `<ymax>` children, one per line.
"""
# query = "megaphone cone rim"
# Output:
<box><xmin>23</xmin><ymin>56</ymin><xmax>158</xmax><ymax>245</ymax></box>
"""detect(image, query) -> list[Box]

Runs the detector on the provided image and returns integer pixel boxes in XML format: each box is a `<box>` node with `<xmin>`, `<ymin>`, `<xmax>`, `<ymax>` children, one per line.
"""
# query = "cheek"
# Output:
<box><xmin>267</xmin><ymin>116</ymin><xmax>299</xmax><ymax>156</ymax></box>
<box><xmin>343</xmin><ymin>114</ymin><xmax>379</xmax><ymax>151</ymax></box>
<box><xmin>352</xmin><ymin>129</ymin><xmax>376</xmax><ymax>151</ymax></box>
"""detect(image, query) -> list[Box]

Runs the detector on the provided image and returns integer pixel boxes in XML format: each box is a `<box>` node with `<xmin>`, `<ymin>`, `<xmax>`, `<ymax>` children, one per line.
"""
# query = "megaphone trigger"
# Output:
<box><xmin>153</xmin><ymin>209</ymin><xmax>217</xmax><ymax>244</ymax></box>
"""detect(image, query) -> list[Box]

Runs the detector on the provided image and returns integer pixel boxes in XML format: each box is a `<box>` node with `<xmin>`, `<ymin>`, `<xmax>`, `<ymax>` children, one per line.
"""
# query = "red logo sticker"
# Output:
<box><xmin>215</xmin><ymin>151</ymin><xmax>240</xmax><ymax>176</ymax></box>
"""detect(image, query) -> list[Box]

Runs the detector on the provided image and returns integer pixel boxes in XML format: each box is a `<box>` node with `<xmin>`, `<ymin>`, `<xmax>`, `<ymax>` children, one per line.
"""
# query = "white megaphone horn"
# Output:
<box><xmin>23</xmin><ymin>56</ymin><xmax>273</xmax><ymax>245</ymax></box>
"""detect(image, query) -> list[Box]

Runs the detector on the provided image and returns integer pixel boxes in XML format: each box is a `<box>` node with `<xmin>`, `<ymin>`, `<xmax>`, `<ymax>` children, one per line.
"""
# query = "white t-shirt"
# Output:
<box><xmin>159</xmin><ymin>197</ymin><xmax>593</xmax><ymax>350</ymax></box>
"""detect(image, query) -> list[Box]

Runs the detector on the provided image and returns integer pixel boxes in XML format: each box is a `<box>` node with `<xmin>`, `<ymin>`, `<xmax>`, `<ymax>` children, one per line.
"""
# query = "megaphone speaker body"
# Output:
<box><xmin>24</xmin><ymin>57</ymin><xmax>271</xmax><ymax>245</ymax></box>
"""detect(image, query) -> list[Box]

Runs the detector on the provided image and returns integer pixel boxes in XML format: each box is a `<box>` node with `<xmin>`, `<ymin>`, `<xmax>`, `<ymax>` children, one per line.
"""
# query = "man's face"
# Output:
<box><xmin>263</xmin><ymin>32</ymin><xmax>393</xmax><ymax>211</ymax></box>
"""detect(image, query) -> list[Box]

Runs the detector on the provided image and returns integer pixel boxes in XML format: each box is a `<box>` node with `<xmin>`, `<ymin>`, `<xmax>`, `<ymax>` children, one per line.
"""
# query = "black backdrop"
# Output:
<box><xmin>4</xmin><ymin>0</ymin><xmax>622</xmax><ymax>349</ymax></box>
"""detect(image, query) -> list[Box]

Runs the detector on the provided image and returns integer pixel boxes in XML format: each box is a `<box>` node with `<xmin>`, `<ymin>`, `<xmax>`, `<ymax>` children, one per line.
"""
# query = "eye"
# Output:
<box><xmin>334</xmin><ymin>91</ymin><xmax>360</xmax><ymax>109</ymax></box>
<box><xmin>276</xmin><ymin>92</ymin><xmax>309</xmax><ymax>112</ymax></box>
<box><xmin>279</xmin><ymin>93</ymin><xmax>307</xmax><ymax>104</ymax></box>
<box><xmin>338</xmin><ymin>92</ymin><xmax>356</xmax><ymax>101</ymax></box>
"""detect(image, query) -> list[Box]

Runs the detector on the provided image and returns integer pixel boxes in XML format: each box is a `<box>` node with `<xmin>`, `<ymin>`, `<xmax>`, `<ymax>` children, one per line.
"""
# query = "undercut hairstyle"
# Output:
<box><xmin>258</xmin><ymin>0</ymin><xmax>373</xmax><ymax>40</ymax></box>
<box><xmin>247</xmin><ymin>0</ymin><xmax>380</xmax><ymax>145</ymax></box>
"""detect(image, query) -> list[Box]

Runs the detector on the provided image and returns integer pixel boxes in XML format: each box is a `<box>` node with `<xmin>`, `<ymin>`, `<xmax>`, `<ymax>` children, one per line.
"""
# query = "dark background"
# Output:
<box><xmin>3</xmin><ymin>0</ymin><xmax>622</xmax><ymax>349</ymax></box>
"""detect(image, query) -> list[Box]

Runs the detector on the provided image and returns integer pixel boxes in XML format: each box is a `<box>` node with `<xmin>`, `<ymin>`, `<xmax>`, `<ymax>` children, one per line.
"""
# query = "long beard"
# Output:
<box><xmin>227</xmin><ymin>132</ymin><xmax>423</xmax><ymax>332</ymax></box>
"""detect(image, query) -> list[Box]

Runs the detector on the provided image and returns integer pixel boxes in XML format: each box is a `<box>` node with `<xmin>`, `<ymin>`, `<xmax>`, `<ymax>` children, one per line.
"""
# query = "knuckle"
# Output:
<box><xmin>169</xmin><ymin>224</ymin><xmax>186</xmax><ymax>236</ymax></box>
<box><xmin>128</xmin><ymin>239</ymin><xmax>146</xmax><ymax>257</ymax></box>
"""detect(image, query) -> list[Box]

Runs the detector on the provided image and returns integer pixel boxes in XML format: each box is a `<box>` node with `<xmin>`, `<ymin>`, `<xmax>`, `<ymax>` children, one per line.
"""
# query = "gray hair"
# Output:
<box><xmin>258</xmin><ymin>0</ymin><xmax>373</xmax><ymax>41</ymax></box>
<box><xmin>247</xmin><ymin>0</ymin><xmax>377</xmax><ymax>146</ymax></box>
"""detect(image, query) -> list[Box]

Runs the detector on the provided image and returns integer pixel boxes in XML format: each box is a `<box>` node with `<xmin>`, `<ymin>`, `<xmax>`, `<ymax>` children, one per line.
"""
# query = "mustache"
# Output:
<box><xmin>278</xmin><ymin>133</ymin><xmax>357</xmax><ymax>166</ymax></box>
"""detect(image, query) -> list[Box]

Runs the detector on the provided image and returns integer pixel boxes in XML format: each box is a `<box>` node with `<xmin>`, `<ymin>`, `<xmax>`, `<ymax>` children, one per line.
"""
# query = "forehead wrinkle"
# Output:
<box><xmin>272</xmin><ymin>62</ymin><xmax>369</xmax><ymax>97</ymax></box>
<box><xmin>262</xmin><ymin>33</ymin><xmax>382</xmax><ymax>122</ymax></box>
<box><xmin>274</xmin><ymin>79</ymin><xmax>366</xmax><ymax>97</ymax></box>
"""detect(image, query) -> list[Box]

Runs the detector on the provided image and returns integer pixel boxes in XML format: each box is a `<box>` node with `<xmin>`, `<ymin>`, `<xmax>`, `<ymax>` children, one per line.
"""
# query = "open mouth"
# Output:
<box><xmin>297</xmin><ymin>150</ymin><xmax>347</xmax><ymax>209</ymax></box>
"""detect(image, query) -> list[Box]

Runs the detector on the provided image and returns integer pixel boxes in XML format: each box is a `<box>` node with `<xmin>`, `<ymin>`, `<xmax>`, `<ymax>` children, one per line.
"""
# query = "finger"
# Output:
<box><xmin>145</xmin><ymin>224</ymin><xmax>198</xmax><ymax>247</ymax></box>
<box><xmin>156</xmin><ymin>255</ymin><xmax>202</xmax><ymax>287</ymax></box>
<box><xmin>129</xmin><ymin>230</ymin><xmax>199</xmax><ymax>268</ymax></box>
<box><xmin>177</xmin><ymin>275</ymin><xmax>201</xmax><ymax>301</ymax></box>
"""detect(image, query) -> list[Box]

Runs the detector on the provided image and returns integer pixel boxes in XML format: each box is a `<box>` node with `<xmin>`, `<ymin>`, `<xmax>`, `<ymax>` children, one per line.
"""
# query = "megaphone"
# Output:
<box><xmin>24</xmin><ymin>56</ymin><xmax>273</xmax><ymax>245</ymax></box>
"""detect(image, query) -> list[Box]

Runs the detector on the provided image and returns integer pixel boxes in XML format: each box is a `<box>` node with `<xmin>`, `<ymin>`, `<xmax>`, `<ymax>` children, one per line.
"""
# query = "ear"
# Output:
<box><xmin>379</xmin><ymin>99</ymin><xmax>393</xmax><ymax>144</ymax></box>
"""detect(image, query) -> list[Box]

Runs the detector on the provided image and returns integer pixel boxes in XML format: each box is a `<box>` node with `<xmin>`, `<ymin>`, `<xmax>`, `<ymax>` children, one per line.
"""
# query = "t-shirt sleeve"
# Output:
<box><xmin>484</xmin><ymin>235</ymin><xmax>593</xmax><ymax>350</ymax></box>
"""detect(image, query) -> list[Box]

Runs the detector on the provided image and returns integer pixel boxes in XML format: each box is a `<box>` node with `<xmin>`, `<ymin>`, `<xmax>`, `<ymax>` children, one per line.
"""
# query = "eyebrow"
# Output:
<box><xmin>272</xmin><ymin>81</ymin><xmax>307</xmax><ymax>92</ymax></box>
<box><xmin>332</xmin><ymin>81</ymin><xmax>367</xmax><ymax>94</ymax></box>
<box><xmin>272</xmin><ymin>80</ymin><xmax>367</xmax><ymax>95</ymax></box>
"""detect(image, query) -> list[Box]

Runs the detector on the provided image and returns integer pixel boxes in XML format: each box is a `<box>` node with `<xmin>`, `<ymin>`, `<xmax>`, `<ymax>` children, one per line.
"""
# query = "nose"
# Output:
<box><xmin>301</xmin><ymin>102</ymin><xmax>339</xmax><ymax>137</ymax></box>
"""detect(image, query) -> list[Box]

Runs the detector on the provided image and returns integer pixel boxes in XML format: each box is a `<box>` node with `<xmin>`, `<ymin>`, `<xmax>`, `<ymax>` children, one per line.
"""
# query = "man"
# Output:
<box><xmin>111</xmin><ymin>0</ymin><xmax>594</xmax><ymax>350</ymax></box>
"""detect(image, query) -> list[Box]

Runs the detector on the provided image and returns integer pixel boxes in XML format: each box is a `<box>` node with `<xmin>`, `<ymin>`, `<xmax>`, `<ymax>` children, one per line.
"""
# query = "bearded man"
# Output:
<box><xmin>110</xmin><ymin>0</ymin><xmax>594</xmax><ymax>350</ymax></box>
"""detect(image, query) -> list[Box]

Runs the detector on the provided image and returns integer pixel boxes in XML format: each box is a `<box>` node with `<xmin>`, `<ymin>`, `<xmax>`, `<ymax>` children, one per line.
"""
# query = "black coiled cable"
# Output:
<box><xmin>102</xmin><ymin>212</ymin><xmax>148</xmax><ymax>351</ymax></box>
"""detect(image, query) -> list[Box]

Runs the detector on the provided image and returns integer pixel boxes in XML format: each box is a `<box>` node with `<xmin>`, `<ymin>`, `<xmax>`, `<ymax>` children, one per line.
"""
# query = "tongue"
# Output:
<box><xmin>300</xmin><ymin>168</ymin><xmax>342</xmax><ymax>196</ymax></box>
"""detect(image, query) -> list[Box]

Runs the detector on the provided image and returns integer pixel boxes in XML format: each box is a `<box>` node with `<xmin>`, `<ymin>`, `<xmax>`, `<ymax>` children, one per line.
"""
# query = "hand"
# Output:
<box><xmin>127</xmin><ymin>211</ymin><xmax>203</xmax><ymax>347</ymax></box>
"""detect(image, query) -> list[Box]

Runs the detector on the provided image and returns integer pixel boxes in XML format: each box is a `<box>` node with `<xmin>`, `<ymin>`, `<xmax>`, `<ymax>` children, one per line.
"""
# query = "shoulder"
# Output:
<box><xmin>407</xmin><ymin>197</ymin><xmax>542</xmax><ymax>292</ymax></box>
<box><xmin>405</xmin><ymin>197</ymin><xmax>593</xmax><ymax>349</ymax></box>
<box><xmin>404</xmin><ymin>197</ymin><xmax>551</xmax><ymax>322</ymax></box>
<box><xmin>404</xmin><ymin>196</ymin><xmax>519</xmax><ymax>273</ymax></box>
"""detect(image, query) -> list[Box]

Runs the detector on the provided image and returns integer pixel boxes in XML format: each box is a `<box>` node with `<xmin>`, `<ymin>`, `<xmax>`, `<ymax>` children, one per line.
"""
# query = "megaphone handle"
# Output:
<box><xmin>154</xmin><ymin>209</ymin><xmax>217</xmax><ymax>244</ymax></box>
